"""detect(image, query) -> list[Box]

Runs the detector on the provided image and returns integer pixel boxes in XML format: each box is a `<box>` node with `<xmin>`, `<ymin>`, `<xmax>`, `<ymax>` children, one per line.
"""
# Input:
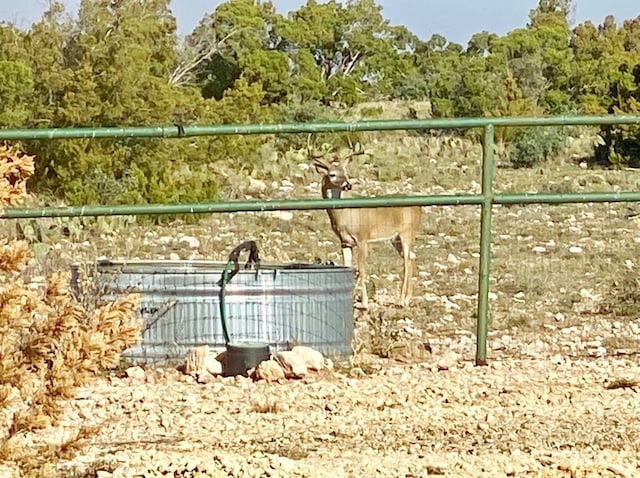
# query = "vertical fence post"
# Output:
<box><xmin>475</xmin><ymin>124</ymin><xmax>495</xmax><ymax>366</ymax></box>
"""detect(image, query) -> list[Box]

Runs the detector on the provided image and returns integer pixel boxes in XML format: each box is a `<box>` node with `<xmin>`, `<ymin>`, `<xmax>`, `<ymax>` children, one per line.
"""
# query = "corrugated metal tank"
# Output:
<box><xmin>82</xmin><ymin>260</ymin><xmax>354</xmax><ymax>363</ymax></box>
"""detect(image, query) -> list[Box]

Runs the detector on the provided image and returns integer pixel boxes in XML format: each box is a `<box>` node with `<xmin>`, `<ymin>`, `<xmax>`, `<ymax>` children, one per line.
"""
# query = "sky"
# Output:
<box><xmin>0</xmin><ymin>0</ymin><xmax>638</xmax><ymax>45</ymax></box>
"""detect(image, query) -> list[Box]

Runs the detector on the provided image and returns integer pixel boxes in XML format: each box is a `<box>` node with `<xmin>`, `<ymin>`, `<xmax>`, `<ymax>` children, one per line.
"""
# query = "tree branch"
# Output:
<box><xmin>169</xmin><ymin>27</ymin><xmax>244</xmax><ymax>87</ymax></box>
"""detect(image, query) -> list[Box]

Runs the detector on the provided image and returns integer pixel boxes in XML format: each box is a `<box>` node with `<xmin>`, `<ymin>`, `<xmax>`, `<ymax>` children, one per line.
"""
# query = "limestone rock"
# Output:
<box><xmin>291</xmin><ymin>346</ymin><xmax>325</xmax><ymax>371</ymax></box>
<box><xmin>247</xmin><ymin>178</ymin><xmax>268</xmax><ymax>196</ymax></box>
<box><xmin>275</xmin><ymin>351</ymin><xmax>308</xmax><ymax>378</ymax></box>
<box><xmin>124</xmin><ymin>366</ymin><xmax>145</xmax><ymax>380</ymax></box>
<box><xmin>195</xmin><ymin>371</ymin><xmax>216</xmax><ymax>384</ymax></box>
<box><xmin>387</xmin><ymin>340</ymin><xmax>430</xmax><ymax>363</ymax></box>
<box><xmin>253</xmin><ymin>359</ymin><xmax>285</xmax><ymax>382</ymax></box>
<box><xmin>204</xmin><ymin>354</ymin><xmax>223</xmax><ymax>376</ymax></box>
<box><xmin>185</xmin><ymin>345</ymin><xmax>222</xmax><ymax>379</ymax></box>
<box><xmin>178</xmin><ymin>235</ymin><xmax>200</xmax><ymax>249</ymax></box>
<box><xmin>435</xmin><ymin>351</ymin><xmax>462</xmax><ymax>371</ymax></box>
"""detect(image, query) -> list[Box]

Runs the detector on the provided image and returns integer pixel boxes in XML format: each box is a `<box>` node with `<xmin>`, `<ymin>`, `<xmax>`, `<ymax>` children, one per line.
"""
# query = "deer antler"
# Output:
<box><xmin>343</xmin><ymin>148</ymin><xmax>365</xmax><ymax>160</ymax></box>
<box><xmin>306</xmin><ymin>134</ymin><xmax>326</xmax><ymax>160</ymax></box>
<box><xmin>307</xmin><ymin>135</ymin><xmax>331</xmax><ymax>174</ymax></box>
<box><xmin>344</xmin><ymin>135</ymin><xmax>366</xmax><ymax>158</ymax></box>
<box><xmin>308</xmin><ymin>134</ymin><xmax>366</xmax><ymax>165</ymax></box>
<box><xmin>339</xmin><ymin>142</ymin><xmax>366</xmax><ymax>163</ymax></box>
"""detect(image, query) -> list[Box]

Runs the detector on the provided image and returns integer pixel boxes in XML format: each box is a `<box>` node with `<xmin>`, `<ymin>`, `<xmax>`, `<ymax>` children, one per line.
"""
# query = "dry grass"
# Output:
<box><xmin>250</xmin><ymin>392</ymin><xmax>284</xmax><ymax>414</ymax></box>
<box><xmin>0</xmin><ymin>144</ymin><xmax>34</xmax><ymax>208</ymax></box>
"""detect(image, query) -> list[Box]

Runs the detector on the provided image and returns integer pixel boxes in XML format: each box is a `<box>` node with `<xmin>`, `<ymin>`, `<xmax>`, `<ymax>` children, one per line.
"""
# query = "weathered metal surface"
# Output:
<box><xmin>89</xmin><ymin>260</ymin><xmax>354</xmax><ymax>364</ymax></box>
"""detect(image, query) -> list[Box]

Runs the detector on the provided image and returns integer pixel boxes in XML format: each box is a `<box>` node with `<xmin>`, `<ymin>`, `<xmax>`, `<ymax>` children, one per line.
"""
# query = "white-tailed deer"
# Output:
<box><xmin>312</xmin><ymin>150</ymin><xmax>422</xmax><ymax>308</ymax></box>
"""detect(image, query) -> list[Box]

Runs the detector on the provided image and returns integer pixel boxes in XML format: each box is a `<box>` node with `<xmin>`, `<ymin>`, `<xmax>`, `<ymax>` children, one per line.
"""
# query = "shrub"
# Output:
<box><xmin>0</xmin><ymin>144</ymin><xmax>142</xmax><ymax>475</ymax></box>
<box><xmin>594</xmin><ymin>125</ymin><xmax>640</xmax><ymax>168</ymax></box>
<box><xmin>508</xmin><ymin>126</ymin><xmax>565</xmax><ymax>168</ymax></box>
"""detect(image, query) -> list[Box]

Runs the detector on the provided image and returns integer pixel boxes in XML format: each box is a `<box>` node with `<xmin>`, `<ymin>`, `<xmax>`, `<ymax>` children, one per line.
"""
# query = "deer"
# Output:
<box><xmin>310</xmin><ymin>145</ymin><xmax>422</xmax><ymax>309</ymax></box>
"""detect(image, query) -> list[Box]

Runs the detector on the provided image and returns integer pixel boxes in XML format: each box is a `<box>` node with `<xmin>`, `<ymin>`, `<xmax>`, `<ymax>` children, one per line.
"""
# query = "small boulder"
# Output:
<box><xmin>204</xmin><ymin>354</ymin><xmax>223</xmax><ymax>376</ymax></box>
<box><xmin>253</xmin><ymin>359</ymin><xmax>286</xmax><ymax>382</ymax></box>
<box><xmin>124</xmin><ymin>365</ymin><xmax>145</xmax><ymax>380</ymax></box>
<box><xmin>435</xmin><ymin>351</ymin><xmax>462</xmax><ymax>371</ymax></box>
<box><xmin>178</xmin><ymin>235</ymin><xmax>200</xmax><ymax>249</ymax></box>
<box><xmin>324</xmin><ymin>358</ymin><xmax>334</xmax><ymax>371</ymax></box>
<box><xmin>247</xmin><ymin>178</ymin><xmax>268</xmax><ymax>196</ymax></box>
<box><xmin>291</xmin><ymin>346</ymin><xmax>325</xmax><ymax>371</ymax></box>
<box><xmin>185</xmin><ymin>345</ymin><xmax>222</xmax><ymax>379</ymax></box>
<box><xmin>195</xmin><ymin>371</ymin><xmax>216</xmax><ymax>384</ymax></box>
<box><xmin>275</xmin><ymin>351</ymin><xmax>308</xmax><ymax>378</ymax></box>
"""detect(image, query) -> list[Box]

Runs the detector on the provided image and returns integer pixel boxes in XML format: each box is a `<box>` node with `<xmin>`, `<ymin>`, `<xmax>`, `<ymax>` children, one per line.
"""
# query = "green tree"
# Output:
<box><xmin>529</xmin><ymin>2</ymin><xmax>573</xmax><ymax>111</ymax></box>
<box><xmin>15</xmin><ymin>2</ymin><xmax>72</xmax><ymax>126</ymax></box>
<box><xmin>487</xmin><ymin>0</ymin><xmax>573</xmax><ymax>114</ymax></box>
<box><xmin>410</xmin><ymin>35</ymin><xmax>464</xmax><ymax>116</ymax></box>
<box><xmin>0</xmin><ymin>60</ymin><xmax>34</xmax><ymax>126</ymax></box>
<box><xmin>567</xmin><ymin>20</ymin><xmax>613</xmax><ymax>113</ymax></box>
<box><xmin>0</xmin><ymin>24</ymin><xmax>34</xmax><ymax>126</ymax></box>
<box><xmin>568</xmin><ymin>14</ymin><xmax>640</xmax><ymax>167</ymax></box>
<box><xmin>595</xmin><ymin>63</ymin><xmax>640</xmax><ymax>167</ymax></box>
<box><xmin>182</xmin><ymin>0</ymin><xmax>291</xmax><ymax>103</ymax></box>
<box><xmin>20</xmin><ymin>0</ymin><xmax>217</xmax><ymax>205</ymax></box>
<box><xmin>287</xmin><ymin>0</ymin><xmax>416</xmax><ymax>105</ymax></box>
<box><xmin>65</xmin><ymin>0</ymin><xmax>178</xmax><ymax>126</ymax></box>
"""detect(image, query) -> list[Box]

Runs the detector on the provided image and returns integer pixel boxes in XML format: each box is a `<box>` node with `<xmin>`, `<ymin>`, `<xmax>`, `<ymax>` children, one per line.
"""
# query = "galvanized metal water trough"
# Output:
<box><xmin>82</xmin><ymin>259</ymin><xmax>354</xmax><ymax>364</ymax></box>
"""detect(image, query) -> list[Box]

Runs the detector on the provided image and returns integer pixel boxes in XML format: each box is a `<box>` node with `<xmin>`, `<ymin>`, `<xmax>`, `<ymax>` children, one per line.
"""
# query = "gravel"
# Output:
<box><xmin>16</xmin><ymin>346</ymin><xmax>638</xmax><ymax>478</ymax></box>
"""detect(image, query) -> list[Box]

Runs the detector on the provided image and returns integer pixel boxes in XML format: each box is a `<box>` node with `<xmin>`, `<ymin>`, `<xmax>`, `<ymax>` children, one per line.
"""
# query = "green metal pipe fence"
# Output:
<box><xmin>1</xmin><ymin>114</ymin><xmax>639</xmax><ymax>140</ymax></box>
<box><xmin>2</xmin><ymin>115</ymin><xmax>640</xmax><ymax>365</ymax></box>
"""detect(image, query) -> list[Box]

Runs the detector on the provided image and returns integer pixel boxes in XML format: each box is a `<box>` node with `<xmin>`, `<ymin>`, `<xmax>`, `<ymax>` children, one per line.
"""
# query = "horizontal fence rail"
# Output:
<box><xmin>5</xmin><ymin>191</ymin><xmax>640</xmax><ymax>219</ymax></box>
<box><xmin>3</xmin><ymin>114</ymin><xmax>640</xmax><ymax>365</ymax></box>
<box><xmin>1</xmin><ymin>115</ymin><xmax>640</xmax><ymax>140</ymax></box>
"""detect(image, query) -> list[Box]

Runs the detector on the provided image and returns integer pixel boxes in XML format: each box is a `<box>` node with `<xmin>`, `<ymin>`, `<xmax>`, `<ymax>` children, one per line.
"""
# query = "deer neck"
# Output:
<box><xmin>322</xmin><ymin>177</ymin><xmax>344</xmax><ymax>199</ymax></box>
<box><xmin>323</xmin><ymin>187</ymin><xmax>343</xmax><ymax>199</ymax></box>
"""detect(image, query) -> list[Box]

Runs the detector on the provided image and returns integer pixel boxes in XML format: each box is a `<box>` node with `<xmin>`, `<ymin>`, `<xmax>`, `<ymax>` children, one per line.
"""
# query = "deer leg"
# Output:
<box><xmin>393</xmin><ymin>235</ymin><xmax>415</xmax><ymax>307</ymax></box>
<box><xmin>358</xmin><ymin>242</ymin><xmax>369</xmax><ymax>309</ymax></box>
<box><xmin>391</xmin><ymin>234</ymin><xmax>403</xmax><ymax>256</ymax></box>
<box><xmin>341</xmin><ymin>246</ymin><xmax>353</xmax><ymax>267</ymax></box>
<box><xmin>392</xmin><ymin>235</ymin><xmax>409</xmax><ymax>306</ymax></box>
<box><xmin>341</xmin><ymin>245</ymin><xmax>366</xmax><ymax>307</ymax></box>
<box><xmin>401</xmin><ymin>250</ymin><xmax>415</xmax><ymax>307</ymax></box>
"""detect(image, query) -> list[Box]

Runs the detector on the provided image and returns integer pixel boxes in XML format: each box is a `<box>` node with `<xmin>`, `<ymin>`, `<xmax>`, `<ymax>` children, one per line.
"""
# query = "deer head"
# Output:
<box><xmin>307</xmin><ymin>136</ymin><xmax>365</xmax><ymax>198</ymax></box>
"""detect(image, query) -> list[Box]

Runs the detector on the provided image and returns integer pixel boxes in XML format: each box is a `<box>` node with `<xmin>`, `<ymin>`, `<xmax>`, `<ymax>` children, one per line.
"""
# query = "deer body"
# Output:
<box><xmin>315</xmin><ymin>157</ymin><xmax>422</xmax><ymax>308</ymax></box>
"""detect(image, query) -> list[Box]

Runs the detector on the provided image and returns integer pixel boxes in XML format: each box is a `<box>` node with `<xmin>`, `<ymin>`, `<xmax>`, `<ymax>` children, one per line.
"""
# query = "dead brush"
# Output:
<box><xmin>353</xmin><ymin>307</ymin><xmax>430</xmax><ymax>363</ymax></box>
<box><xmin>250</xmin><ymin>393</ymin><xmax>283</xmax><ymax>413</ymax></box>
<box><xmin>0</xmin><ymin>144</ymin><xmax>143</xmax><ymax>475</ymax></box>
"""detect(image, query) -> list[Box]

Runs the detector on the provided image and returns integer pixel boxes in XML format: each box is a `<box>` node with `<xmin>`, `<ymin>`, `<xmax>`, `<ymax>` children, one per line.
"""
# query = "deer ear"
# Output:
<box><xmin>313</xmin><ymin>160</ymin><xmax>329</xmax><ymax>174</ymax></box>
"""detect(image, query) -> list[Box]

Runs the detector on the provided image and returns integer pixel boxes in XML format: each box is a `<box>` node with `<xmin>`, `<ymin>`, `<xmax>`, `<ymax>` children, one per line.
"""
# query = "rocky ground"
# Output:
<box><xmin>2</xmin><ymin>331</ymin><xmax>637</xmax><ymax>478</ymax></box>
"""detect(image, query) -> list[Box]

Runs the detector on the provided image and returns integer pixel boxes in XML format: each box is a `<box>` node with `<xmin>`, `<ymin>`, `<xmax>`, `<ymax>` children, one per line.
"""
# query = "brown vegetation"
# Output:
<box><xmin>0</xmin><ymin>144</ymin><xmax>142</xmax><ymax>476</ymax></box>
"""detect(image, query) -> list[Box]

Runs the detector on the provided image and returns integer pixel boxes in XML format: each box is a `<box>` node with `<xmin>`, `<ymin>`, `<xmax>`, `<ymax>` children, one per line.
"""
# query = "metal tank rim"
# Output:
<box><xmin>89</xmin><ymin>258</ymin><xmax>353</xmax><ymax>274</ymax></box>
